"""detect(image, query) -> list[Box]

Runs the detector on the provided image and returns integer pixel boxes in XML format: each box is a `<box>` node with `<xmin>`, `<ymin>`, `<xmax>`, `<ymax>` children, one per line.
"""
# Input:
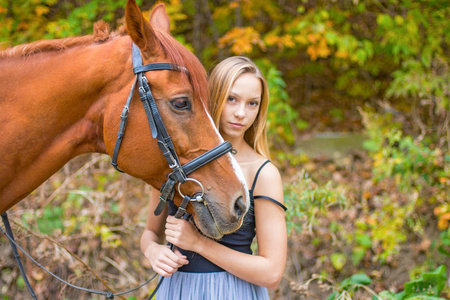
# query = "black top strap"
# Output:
<box><xmin>254</xmin><ymin>195</ymin><xmax>288</xmax><ymax>211</ymax></box>
<box><xmin>249</xmin><ymin>160</ymin><xmax>287</xmax><ymax>211</ymax></box>
<box><xmin>250</xmin><ymin>160</ymin><xmax>271</xmax><ymax>191</ymax></box>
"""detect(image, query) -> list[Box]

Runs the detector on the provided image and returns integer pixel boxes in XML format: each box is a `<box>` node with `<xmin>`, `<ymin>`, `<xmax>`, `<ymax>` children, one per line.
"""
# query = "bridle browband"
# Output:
<box><xmin>111</xmin><ymin>43</ymin><xmax>233</xmax><ymax>216</ymax></box>
<box><xmin>0</xmin><ymin>43</ymin><xmax>234</xmax><ymax>300</ymax></box>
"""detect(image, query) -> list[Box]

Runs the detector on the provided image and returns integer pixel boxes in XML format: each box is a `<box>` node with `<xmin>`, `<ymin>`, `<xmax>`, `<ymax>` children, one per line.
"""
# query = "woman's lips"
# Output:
<box><xmin>229</xmin><ymin>122</ymin><xmax>244</xmax><ymax>129</ymax></box>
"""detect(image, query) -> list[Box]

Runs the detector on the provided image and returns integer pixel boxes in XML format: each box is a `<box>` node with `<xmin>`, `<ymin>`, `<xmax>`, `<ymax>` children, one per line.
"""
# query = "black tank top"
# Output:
<box><xmin>167</xmin><ymin>160</ymin><xmax>287</xmax><ymax>273</ymax></box>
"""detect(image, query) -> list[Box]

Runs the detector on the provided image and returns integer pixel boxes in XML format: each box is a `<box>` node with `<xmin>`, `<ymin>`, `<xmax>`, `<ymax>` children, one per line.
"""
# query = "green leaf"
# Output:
<box><xmin>404</xmin><ymin>266</ymin><xmax>447</xmax><ymax>298</ymax></box>
<box><xmin>16</xmin><ymin>276</ymin><xmax>25</xmax><ymax>290</ymax></box>
<box><xmin>351</xmin><ymin>247</ymin><xmax>366</xmax><ymax>266</ymax></box>
<box><xmin>330</xmin><ymin>252</ymin><xmax>346</xmax><ymax>271</ymax></box>
<box><xmin>347</xmin><ymin>273</ymin><xmax>372</xmax><ymax>286</ymax></box>
<box><xmin>355</xmin><ymin>233</ymin><xmax>372</xmax><ymax>248</ymax></box>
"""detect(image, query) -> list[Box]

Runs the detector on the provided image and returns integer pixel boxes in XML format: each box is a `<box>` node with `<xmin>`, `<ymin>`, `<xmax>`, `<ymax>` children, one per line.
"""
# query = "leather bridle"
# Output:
<box><xmin>111</xmin><ymin>43</ymin><xmax>233</xmax><ymax>216</ymax></box>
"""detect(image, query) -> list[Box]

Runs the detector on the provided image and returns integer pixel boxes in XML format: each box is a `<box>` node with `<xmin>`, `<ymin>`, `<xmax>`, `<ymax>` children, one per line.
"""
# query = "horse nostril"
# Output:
<box><xmin>233</xmin><ymin>196</ymin><xmax>246</xmax><ymax>222</ymax></box>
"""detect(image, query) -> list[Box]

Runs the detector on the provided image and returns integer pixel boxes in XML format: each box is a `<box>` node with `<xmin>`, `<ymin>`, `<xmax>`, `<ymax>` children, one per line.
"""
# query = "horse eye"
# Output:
<box><xmin>170</xmin><ymin>97</ymin><xmax>191</xmax><ymax>111</ymax></box>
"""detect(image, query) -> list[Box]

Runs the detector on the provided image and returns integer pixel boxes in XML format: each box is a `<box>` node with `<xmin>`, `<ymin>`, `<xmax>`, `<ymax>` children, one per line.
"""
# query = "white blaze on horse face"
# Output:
<box><xmin>199</xmin><ymin>100</ymin><xmax>250</xmax><ymax>208</ymax></box>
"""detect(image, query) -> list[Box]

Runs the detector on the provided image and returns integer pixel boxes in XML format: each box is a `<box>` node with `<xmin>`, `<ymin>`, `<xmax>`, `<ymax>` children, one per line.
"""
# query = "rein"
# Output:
<box><xmin>0</xmin><ymin>43</ymin><xmax>233</xmax><ymax>299</ymax></box>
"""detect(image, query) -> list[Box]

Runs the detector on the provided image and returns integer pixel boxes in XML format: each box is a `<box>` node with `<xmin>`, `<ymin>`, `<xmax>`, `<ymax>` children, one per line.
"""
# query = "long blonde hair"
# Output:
<box><xmin>208</xmin><ymin>56</ymin><xmax>270</xmax><ymax>159</ymax></box>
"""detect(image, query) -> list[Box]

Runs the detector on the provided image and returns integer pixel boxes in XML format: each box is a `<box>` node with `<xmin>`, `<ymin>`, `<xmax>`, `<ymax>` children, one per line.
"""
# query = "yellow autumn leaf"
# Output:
<box><xmin>439</xmin><ymin>177</ymin><xmax>448</xmax><ymax>184</ymax></box>
<box><xmin>35</xmin><ymin>5</ymin><xmax>50</xmax><ymax>17</ymax></box>
<box><xmin>316</xmin><ymin>40</ymin><xmax>331</xmax><ymax>58</ymax></box>
<box><xmin>440</xmin><ymin>212</ymin><xmax>450</xmax><ymax>221</ymax></box>
<box><xmin>294</xmin><ymin>33</ymin><xmax>308</xmax><ymax>45</ymax></box>
<box><xmin>219</xmin><ymin>27</ymin><xmax>264</xmax><ymax>55</ymax></box>
<box><xmin>264</xmin><ymin>34</ymin><xmax>281</xmax><ymax>46</ymax></box>
<box><xmin>307</xmin><ymin>45</ymin><xmax>318</xmax><ymax>61</ymax></box>
<box><xmin>438</xmin><ymin>217</ymin><xmax>450</xmax><ymax>230</ymax></box>
<box><xmin>307</xmin><ymin>33</ymin><xmax>318</xmax><ymax>43</ymax></box>
<box><xmin>336</xmin><ymin>50</ymin><xmax>349</xmax><ymax>59</ymax></box>
<box><xmin>281</xmin><ymin>35</ymin><xmax>295</xmax><ymax>48</ymax></box>
<box><xmin>229</xmin><ymin>1</ymin><xmax>239</xmax><ymax>9</ymax></box>
<box><xmin>366</xmin><ymin>216</ymin><xmax>377</xmax><ymax>226</ymax></box>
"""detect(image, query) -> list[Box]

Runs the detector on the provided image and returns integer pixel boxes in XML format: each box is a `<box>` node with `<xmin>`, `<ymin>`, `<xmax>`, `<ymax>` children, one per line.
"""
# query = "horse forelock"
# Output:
<box><xmin>0</xmin><ymin>21</ymin><xmax>127</xmax><ymax>58</ymax></box>
<box><xmin>155</xmin><ymin>30</ymin><xmax>208</xmax><ymax>108</ymax></box>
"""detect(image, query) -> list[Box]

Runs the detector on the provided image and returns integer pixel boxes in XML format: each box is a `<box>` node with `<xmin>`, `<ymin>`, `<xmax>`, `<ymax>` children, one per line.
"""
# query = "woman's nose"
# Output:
<box><xmin>234</xmin><ymin>104</ymin><xmax>245</xmax><ymax>118</ymax></box>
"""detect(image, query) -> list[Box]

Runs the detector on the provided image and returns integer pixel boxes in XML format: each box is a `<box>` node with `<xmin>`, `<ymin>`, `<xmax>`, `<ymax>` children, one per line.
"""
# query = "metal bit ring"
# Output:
<box><xmin>177</xmin><ymin>178</ymin><xmax>205</xmax><ymax>202</ymax></box>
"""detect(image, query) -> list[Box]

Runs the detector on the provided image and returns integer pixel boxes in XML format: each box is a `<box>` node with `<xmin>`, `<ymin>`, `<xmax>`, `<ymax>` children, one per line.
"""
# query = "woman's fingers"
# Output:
<box><xmin>165</xmin><ymin>246</ymin><xmax>188</xmax><ymax>266</ymax></box>
<box><xmin>165</xmin><ymin>216</ymin><xmax>201</xmax><ymax>252</ymax></box>
<box><xmin>145</xmin><ymin>244</ymin><xmax>188</xmax><ymax>277</ymax></box>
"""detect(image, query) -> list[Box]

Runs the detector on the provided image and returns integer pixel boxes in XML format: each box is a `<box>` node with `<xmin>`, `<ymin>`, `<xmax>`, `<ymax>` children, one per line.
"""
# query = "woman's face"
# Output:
<box><xmin>219</xmin><ymin>72</ymin><xmax>262</xmax><ymax>141</ymax></box>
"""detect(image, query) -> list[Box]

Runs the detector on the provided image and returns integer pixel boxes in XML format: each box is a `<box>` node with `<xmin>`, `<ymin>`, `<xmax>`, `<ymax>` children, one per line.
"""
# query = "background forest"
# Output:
<box><xmin>1</xmin><ymin>0</ymin><xmax>449</xmax><ymax>299</ymax></box>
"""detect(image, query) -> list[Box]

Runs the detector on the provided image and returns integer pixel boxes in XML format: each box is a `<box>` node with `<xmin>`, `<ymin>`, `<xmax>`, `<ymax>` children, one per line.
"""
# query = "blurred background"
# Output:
<box><xmin>0</xmin><ymin>0</ymin><xmax>449</xmax><ymax>299</ymax></box>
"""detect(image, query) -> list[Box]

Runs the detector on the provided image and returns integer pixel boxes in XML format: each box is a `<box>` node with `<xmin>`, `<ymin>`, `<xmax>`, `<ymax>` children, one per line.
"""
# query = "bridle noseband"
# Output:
<box><xmin>111</xmin><ymin>43</ymin><xmax>233</xmax><ymax>216</ymax></box>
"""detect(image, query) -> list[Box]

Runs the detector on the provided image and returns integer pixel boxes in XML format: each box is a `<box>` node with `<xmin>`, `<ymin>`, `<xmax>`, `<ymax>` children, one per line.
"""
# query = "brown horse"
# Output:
<box><xmin>0</xmin><ymin>0</ymin><xmax>248</xmax><ymax>239</ymax></box>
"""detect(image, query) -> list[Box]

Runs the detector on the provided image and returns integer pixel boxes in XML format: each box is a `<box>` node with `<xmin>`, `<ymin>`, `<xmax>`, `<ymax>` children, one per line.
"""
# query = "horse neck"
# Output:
<box><xmin>1</xmin><ymin>37</ymin><xmax>133</xmax><ymax>157</ymax></box>
<box><xmin>0</xmin><ymin>37</ymin><xmax>137</xmax><ymax>213</ymax></box>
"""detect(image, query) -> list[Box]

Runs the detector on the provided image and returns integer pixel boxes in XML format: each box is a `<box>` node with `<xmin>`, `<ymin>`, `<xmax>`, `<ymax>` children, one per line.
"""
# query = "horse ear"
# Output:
<box><xmin>125</xmin><ymin>0</ymin><xmax>158</xmax><ymax>54</ymax></box>
<box><xmin>149</xmin><ymin>3</ymin><xmax>171</xmax><ymax>34</ymax></box>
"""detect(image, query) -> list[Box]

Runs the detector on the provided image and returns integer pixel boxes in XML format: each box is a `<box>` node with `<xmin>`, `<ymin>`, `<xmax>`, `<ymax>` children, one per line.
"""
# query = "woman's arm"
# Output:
<box><xmin>140</xmin><ymin>188</ymin><xmax>188</xmax><ymax>277</ymax></box>
<box><xmin>165</xmin><ymin>162</ymin><xmax>287</xmax><ymax>289</ymax></box>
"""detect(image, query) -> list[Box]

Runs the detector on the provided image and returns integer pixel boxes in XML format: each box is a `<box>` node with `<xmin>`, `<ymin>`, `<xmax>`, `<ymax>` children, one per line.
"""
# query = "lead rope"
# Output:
<box><xmin>0</xmin><ymin>212</ymin><xmax>159</xmax><ymax>299</ymax></box>
<box><xmin>1</xmin><ymin>194</ymin><xmax>199</xmax><ymax>299</ymax></box>
<box><xmin>146</xmin><ymin>200</ymin><xmax>193</xmax><ymax>300</ymax></box>
<box><xmin>1</xmin><ymin>213</ymin><xmax>37</xmax><ymax>299</ymax></box>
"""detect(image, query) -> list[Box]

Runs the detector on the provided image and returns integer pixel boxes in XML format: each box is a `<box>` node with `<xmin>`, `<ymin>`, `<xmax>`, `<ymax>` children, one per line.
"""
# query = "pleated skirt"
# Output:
<box><xmin>155</xmin><ymin>271</ymin><xmax>270</xmax><ymax>300</ymax></box>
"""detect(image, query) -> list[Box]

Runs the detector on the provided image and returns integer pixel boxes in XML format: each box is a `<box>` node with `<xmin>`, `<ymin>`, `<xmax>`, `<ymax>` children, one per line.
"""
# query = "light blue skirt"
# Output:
<box><xmin>155</xmin><ymin>271</ymin><xmax>270</xmax><ymax>300</ymax></box>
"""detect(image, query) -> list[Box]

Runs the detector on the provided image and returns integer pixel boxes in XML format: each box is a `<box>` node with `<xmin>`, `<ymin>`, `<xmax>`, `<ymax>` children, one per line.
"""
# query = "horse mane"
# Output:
<box><xmin>0</xmin><ymin>19</ymin><xmax>208</xmax><ymax>105</ymax></box>
<box><xmin>155</xmin><ymin>30</ymin><xmax>208</xmax><ymax>106</ymax></box>
<box><xmin>0</xmin><ymin>21</ymin><xmax>127</xmax><ymax>58</ymax></box>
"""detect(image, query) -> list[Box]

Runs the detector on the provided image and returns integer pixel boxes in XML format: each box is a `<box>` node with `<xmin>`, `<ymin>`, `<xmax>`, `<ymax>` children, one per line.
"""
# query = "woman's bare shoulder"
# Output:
<box><xmin>255</xmin><ymin>160</ymin><xmax>282</xmax><ymax>186</ymax></box>
<box><xmin>252</xmin><ymin>159</ymin><xmax>283</xmax><ymax>202</ymax></box>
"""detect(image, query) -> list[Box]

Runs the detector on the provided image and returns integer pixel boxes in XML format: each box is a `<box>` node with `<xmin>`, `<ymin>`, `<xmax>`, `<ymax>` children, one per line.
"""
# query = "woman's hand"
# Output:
<box><xmin>143</xmin><ymin>243</ymin><xmax>188</xmax><ymax>277</ymax></box>
<box><xmin>165</xmin><ymin>216</ymin><xmax>204</xmax><ymax>252</ymax></box>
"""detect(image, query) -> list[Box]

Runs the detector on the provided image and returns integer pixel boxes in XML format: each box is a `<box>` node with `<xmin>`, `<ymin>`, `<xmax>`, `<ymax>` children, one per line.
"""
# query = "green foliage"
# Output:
<box><xmin>404</xmin><ymin>266</ymin><xmax>447</xmax><ymax>299</ymax></box>
<box><xmin>284</xmin><ymin>170</ymin><xmax>348</xmax><ymax>234</ymax></box>
<box><xmin>330</xmin><ymin>252</ymin><xmax>346</xmax><ymax>271</ymax></box>
<box><xmin>37</xmin><ymin>206</ymin><xmax>64</xmax><ymax>235</ymax></box>
<box><xmin>351</xmin><ymin>231</ymin><xmax>372</xmax><ymax>266</ymax></box>
<box><xmin>376</xmin><ymin>266</ymin><xmax>448</xmax><ymax>300</ymax></box>
<box><xmin>361</xmin><ymin>105</ymin><xmax>449</xmax><ymax>193</ymax></box>
<box><xmin>438</xmin><ymin>228</ymin><xmax>450</xmax><ymax>257</ymax></box>
<box><xmin>326</xmin><ymin>273</ymin><xmax>372</xmax><ymax>300</ymax></box>
<box><xmin>15</xmin><ymin>276</ymin><xmax>25</xmax><ymax>291</ymax></box>
<box><xmin>324</xmin><ymin>267</ymin><xmax>448</xmax><ymax>300</ymax></box>
<box><xmin>255</xmin><ymin>58</ymin><xmax>307</xmax><ymax>150</ymax></box>
<box><xmin>0</xmin><ymin>0</ymin><xmax>125</xmax><ymax>47</ymax></box>
<box><xmin>359</xmin><ymin>106</ymin><xmax>449</xmax><ymax>261</ymax></box>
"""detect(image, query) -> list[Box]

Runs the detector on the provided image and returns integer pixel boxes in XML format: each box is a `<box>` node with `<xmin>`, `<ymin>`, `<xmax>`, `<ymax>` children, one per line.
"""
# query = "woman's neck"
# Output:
<box><xmin>223</xmin><ymin>136</ymin><xmax>259</xmax><ymax>164</ymax></box>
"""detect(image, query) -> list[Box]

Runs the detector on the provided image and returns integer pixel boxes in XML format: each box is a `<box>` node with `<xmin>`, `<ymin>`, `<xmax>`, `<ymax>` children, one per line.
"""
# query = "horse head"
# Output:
<box><xmin>102</xmin><ymin>0</ymin><xmax>249</xmax><ymax>239</ymax></box>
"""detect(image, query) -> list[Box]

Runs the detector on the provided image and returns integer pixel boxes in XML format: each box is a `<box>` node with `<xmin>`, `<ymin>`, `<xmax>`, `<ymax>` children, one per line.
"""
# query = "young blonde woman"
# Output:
<box><xmin>140</xmin><ymin>56</ymin><xmax>287</xmax><ymax>299</ymax></box>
